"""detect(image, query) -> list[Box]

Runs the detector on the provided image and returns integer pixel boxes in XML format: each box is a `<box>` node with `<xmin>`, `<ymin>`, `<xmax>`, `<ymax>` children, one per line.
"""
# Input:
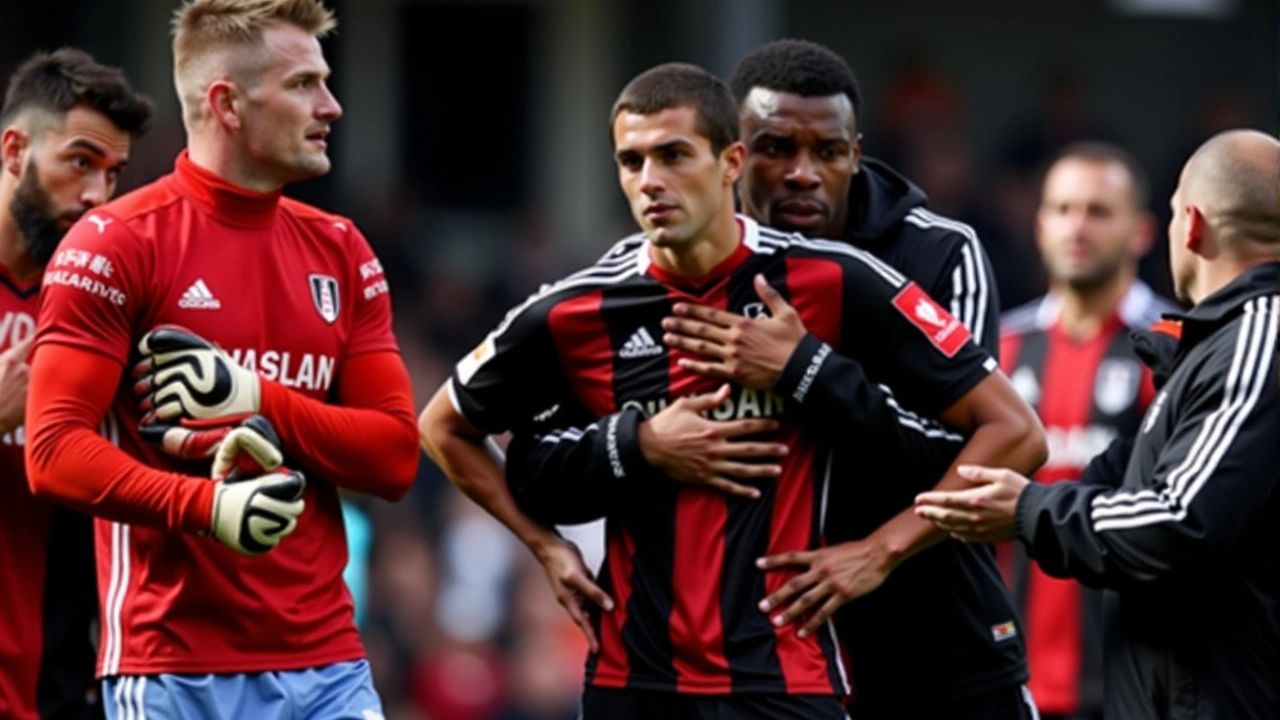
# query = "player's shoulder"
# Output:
<box><xmin>754</xmin><ymin>221</ymin><xmax>909</xmax><ymax>287</ymax></box>
<box><xmin>1000</xmin><ymin>296</ymin><xmax>1051</xmax><ymax>338</ymax></box>
<box><xmin>102</xmin><ymin>176</ymin><xmax>184</xmax><ymax>223</ymax></box>
<box><xmin>278</xmin><ymin>196</ymin><xmax>360</xmax><ymax>241</ymax></box>
<box><xmin>494</xmin><ymin>232</ymin><xmax>649</xmax><ymax>336</ymax></box>
<box><xmin>74</xmin><ymin>176</ymin><xmax>182</xmax><ymax>239</ymax></box>
<box><xmin>898</xmin><ymin>207</ymin><xmax>993</xmax><ymax>273</ymax></box>
<box><xmin>59</xmin><ymin>179</ymin><xmax>180</xmax><ymax>256</ymax></box>
<box><xmin>1119</xmin><ymin>280</ymin><xmax>1178</xmax><ymax>330</ymax></box>
<box><xmin>900</xmin><ymin>207</ymin><xmax>981</xmax><ymax>247</ymax></box>
<box><xmin>545</xmin><ymin>231</ymin><xmax>648</xmax><ymax>299</ymax></box>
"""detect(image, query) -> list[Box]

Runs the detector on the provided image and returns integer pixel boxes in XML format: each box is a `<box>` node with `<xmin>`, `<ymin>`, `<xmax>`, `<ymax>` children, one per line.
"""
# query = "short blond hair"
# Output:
<box><xmin>172</xmin><ymin>0</ymin><xmax>336</xmax><ymax>128</ymax></box>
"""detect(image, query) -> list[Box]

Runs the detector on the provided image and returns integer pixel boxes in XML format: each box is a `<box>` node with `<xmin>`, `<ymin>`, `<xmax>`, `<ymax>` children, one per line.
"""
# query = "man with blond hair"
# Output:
<box><xmin>25</xmin><ymin>1</ymin><xmax>419</xmax><ymax>718</ymax></box>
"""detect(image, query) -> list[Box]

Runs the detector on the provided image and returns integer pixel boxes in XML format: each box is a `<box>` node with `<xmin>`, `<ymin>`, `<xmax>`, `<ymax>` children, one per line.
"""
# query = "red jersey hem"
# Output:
<box><xmin>101</xmin><ymin>644</ymin><xmax>366</xmax><ymax>678</ymax></box>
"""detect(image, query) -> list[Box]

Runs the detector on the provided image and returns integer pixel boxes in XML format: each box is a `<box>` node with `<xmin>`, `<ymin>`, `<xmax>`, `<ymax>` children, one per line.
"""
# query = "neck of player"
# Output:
<box><xmin>649</xmin><ymin>206</ymin><xmax>742</xmax><ymax>280</ymax></box>
<box><xmin>1055</xmin><ymin>267</ymin><xmax>1135</xmax><ymax>340</ymax></box>
<box><xmin>0</xmin><ymin>186</ymin><xmax>42</xmax><ymax>282</ymax></box>
<box><xmin>188</xmin><ymin>139</ymin><xmax>285</xmax><ymax>195</ymax></box>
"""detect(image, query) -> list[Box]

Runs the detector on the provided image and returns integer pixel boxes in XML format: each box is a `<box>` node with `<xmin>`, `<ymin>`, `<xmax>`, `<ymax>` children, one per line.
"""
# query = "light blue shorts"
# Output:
<box><xmin>102</xmin><ymin>660</ymin><xmax>384</xmax><ymax>720</ymax></box>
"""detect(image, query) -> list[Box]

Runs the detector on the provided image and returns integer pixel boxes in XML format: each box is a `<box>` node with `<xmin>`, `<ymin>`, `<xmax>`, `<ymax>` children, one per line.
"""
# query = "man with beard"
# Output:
<box><xmin>997</xmin><ymin>143</ymin><xmax>1174</xmax><ymax>720</ymax></box>
<box><xmin>0</xmin><ymin>48</ymin><xmax>151</xmax><ymax>720</ymax></box>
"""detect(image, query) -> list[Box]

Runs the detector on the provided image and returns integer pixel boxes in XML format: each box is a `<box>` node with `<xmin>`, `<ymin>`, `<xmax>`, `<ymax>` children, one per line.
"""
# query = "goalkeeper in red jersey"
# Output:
<box><xmin>25</xmin><ymin>1</ymin><xmax>419</xmax><ymax>718</ymax></box>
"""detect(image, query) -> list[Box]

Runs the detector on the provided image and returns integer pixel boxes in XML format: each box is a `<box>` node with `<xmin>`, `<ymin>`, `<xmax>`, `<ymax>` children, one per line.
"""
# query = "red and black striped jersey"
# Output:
<box><xmin>450</xmin><ymin>216</ymin><xmax>995</xmax><ymax>695</ymax></box>
<box><xmin>998</xmin><ymin>281</ymin><xmax>1174</xmax><ymax>716</ymax></box>
<box><xmin>0</xmin><ymin>264</ymin><xmax>96</xmax><ymax>720</ymax></box>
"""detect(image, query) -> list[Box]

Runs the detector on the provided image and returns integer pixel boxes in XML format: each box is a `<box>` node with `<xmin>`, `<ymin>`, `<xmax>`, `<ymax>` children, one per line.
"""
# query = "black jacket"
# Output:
<box><xmin>819</xmin><ymin>159</ymin><xmax>1025</xmax><ymax>709</ymax></box>
<box><xmin>1017</xmin><ymin>262</ymin><xmax>1280</xmax><ymax>720</ymax></box>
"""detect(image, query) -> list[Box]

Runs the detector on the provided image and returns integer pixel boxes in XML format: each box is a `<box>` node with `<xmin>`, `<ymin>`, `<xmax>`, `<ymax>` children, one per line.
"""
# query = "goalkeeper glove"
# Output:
<box><xmin>206</xmin><ymin>415</ymin><xmax>305</xmax><ymax>555</ymax></box>
<box><xmin>133</xmin><ymin>325</ymin><xmax>260</xmax><ymax>425</ymax></box>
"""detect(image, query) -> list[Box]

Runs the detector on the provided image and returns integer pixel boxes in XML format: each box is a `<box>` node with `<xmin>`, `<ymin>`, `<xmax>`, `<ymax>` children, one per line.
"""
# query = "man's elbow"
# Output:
<box><xmin>373</xmin><ymin>425</ymin><xmax>421</xmax><ymax>502</ymax></box>
<box><xmin>25</xmin><ymin>426</ymin><xmax>79</xmax><ymax>504</ymax></box>
<box><xmin>1010</xmin><ymin>410</ymin><xmax>1048</xmax><ymax>474</ymax></box>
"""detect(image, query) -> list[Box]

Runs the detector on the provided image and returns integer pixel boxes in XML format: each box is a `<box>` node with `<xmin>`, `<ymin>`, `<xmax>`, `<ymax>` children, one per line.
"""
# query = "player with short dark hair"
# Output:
<box><xmin>1000</xmin><ymin>141</ymin><xmax>1173</xmax><ymax>720</ymax></box>
<box><xmin>612</xmin><ymin>62</ymin><xmax>741</xmax><ymax>156</ymax></box>
<box><xmin>24</xmin><ymin>2</ymin><xmax>418</xmax><ymax>719</ymax></box>
<box><xmin>421</xmin><ymin>61</ymin><xmax>1046</xmax><ymax>720</ymax></box>
<box><xmin>918</xmin><ymin>128</ymin><xmax>1280</xmax><ymax>720</ymax></box>
<box><xmin>0</xmin><ymin>47</ymin><xmax>152</xmax><ymax>720</ymax></box>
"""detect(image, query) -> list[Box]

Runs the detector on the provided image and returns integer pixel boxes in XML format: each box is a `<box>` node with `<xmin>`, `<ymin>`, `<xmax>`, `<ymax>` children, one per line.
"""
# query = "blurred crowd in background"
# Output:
<box><xmin>2</xmin><ymin>0</ymin><xmax>1276</xmax><ymax>718</ymax></box>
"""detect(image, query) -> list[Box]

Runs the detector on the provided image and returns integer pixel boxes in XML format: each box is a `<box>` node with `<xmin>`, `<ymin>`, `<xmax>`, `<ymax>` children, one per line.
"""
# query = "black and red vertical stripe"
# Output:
<box><xmin>548</xmin><ymin>249</ymin><xmax>847</xmax><ymax>694</ymax></box>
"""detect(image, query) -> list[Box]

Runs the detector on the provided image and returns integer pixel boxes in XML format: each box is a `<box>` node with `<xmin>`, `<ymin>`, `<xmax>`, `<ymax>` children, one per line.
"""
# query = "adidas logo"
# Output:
<box><xmin>619</xmin><ymin>326</ymin><xmax>663</xmax><ymax>359</ymax></box>
<box><xmin>178</xmin><ymin>279</ymin><xmax>222</xmax><ymax>310</ymax></box>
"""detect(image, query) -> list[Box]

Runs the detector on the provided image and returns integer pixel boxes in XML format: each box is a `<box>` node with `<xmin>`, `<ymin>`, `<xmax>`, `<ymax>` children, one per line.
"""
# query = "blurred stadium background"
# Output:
<box><xmin>1</xmin><ymin>1</ymin><xmax>1276</xmax><ymax>718</ymax></box>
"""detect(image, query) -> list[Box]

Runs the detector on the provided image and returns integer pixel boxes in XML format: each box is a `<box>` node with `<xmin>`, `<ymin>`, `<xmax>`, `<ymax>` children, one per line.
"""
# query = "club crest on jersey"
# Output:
<box><xmin>742</xmin><ymin>302</ymin><xmax>771</xmax><ymax>319</ymax></box>
<box><xmin>891</xmin><ymin>282</ymin><xmax>971</xmax><ymax>358</ymax></box>
<box><xmin>309</xmin><ymin>274</ymin><xmax>340</xmax><ymax>324</ymax></box>
<box><xmin>1095</xmin><ymin>358</ymin><xmax>1141</xmax><ymax>415</ymax></box>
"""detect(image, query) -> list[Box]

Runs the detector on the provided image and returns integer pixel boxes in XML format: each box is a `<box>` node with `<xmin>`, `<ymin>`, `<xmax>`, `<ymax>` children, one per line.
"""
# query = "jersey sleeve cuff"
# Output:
<box><xmin>178</xmin><ymin>478</ymin><xmax>217</xmax><ymax>535</ymax></box>
<box><xmin>446</xmin><ymin>376</ymin><xmax>503</xmax><ymax>435</ymax></box>
<box><xmin>1014</xmin><ymin>480</ymin><xmax>1053</xmax><ymax>549</ymax></box>
<box><xmin>774</xmin><ymin>333</ymin><xmax>833</xmax><ymax>406</ymax></box>
<box><xmin>607</xmin><ymin>407</ymin><xmax>651</xmax><ymax>483</ymax></box>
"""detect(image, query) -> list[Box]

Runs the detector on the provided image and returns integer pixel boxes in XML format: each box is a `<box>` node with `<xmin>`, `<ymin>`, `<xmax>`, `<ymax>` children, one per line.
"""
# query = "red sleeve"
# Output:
<box><xmin>259</xmin><ymin>350</ymin><xmax>418</xmax><ymax>501</ymax></box>
<box><xmin>25</xmin><ymin>343</ymin><xmax>214</xmax><ymax>532</ymax></box>
<box><xmin>345</xmin><ymin>225</ymin><xmax>398</xmax><ymax>357</ymax></box>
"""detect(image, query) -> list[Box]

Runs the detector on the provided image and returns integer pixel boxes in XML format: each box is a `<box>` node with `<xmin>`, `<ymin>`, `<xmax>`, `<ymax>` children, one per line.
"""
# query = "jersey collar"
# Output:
<box><xmin>172</xmin><ymin>151</ymin><xmax>283</xmax><ymax>229</ymax></box>
<box><xmin>636</xmin><ymin>214</ymin><xmax>760</xmax><ymax>283</ymax></box>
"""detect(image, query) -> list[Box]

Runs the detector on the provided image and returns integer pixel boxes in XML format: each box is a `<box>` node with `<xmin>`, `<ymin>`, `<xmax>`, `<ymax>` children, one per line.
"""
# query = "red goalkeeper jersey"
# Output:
<box><xmin>32</xmin><ymin>151</ymin><xmax>401</xmax><ymax>676</ymax></box>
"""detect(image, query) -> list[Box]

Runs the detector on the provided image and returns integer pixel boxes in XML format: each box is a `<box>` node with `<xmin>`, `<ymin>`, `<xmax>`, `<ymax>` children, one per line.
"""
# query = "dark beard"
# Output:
<box><xmin>9</xmin><ymin>162</ymin><xmax>81</xmax><ymax>266</ymax></box>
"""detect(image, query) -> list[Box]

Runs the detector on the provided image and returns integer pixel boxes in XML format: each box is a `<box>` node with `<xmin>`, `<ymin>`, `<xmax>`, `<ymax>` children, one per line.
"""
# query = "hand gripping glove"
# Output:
<box><xmin>207</xmin><ymin>415</ymin><xmax>306</xmax><ymax>555</ymax></box>
<box><xmin>133</xmin><ymin>325</ymin><xmax>260</xmax><ymax>425</ymax></box>
<box><xmin>139</xmin><ymin>416</ymin><xmax>239</xmax><ymax>460</ymax></box>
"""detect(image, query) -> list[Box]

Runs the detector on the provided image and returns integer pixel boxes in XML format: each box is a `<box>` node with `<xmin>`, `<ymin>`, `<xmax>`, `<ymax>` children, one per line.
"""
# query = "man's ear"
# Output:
<box><xmin>1185</xmin><ymin>205</ymin><xmax>1207</xmax><ymax>257</ymax></box>
<box><xmin>1</xmin><ymin>127</ymin><xmax>29</xmax><ymax>176</ymax></box>
<box><xmin>207</xmin><ymin>80</ymin><xmax>243</xmax><ymax>131</ymax></box>
<box><xmin>722</xmin><ymin>141</ymin><xmax>746</xmax><ymax>185</ymax></box>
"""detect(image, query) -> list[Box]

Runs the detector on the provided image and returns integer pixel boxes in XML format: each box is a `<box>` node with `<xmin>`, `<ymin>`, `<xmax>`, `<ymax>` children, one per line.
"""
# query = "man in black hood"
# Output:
<box><xmin>722</xmin><ymin>40</ymin><xmax>1035</xmax><ymax>719</ymax></box>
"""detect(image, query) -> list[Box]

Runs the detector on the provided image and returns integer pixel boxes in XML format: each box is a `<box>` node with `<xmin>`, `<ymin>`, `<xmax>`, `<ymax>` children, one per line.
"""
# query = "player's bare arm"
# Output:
<box><xmin>0</xmin><ymin>337</ymin><xmax>32</xmax><ymax>436</ymax></box>
<box><xmin>418</xmin><ymin>383</ymin><xmax>614</xmax><ymax>652</ymax></box>
<box><xmin>756</xmin><ymin>371</ymin><xmax>1047</xmax><ymax>637</ymax></box>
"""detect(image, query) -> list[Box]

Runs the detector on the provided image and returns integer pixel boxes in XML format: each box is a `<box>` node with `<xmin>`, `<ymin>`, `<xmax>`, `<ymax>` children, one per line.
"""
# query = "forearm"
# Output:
<box><xmin>422</xmin><ymin>422</ymin><xmax>560</xmax><ymax>553</ymax></box>
<box><xmin>506</xmin><ymin>409</ymin><xmax>650</xmax><ymax>524</ymax></box>
<box><xmin>776</xmin><ymin>334</ymin><xmax>968</xmax><ymax>464</ymax></box>
<box><xmin>258</xmin><ymin>359</ymin><xmax>419</xmax><ymax>501</ymax></box>
<box><xmin>28</xmin><ymin>424</ymin><xmax>212</xmax><ymax>532</ymax></box>
<box><xmin>872</xmin><ymin>415</ymin><xmax>1047</xmax><ymax>567</ymax></box>
<box><xmin>26</xmin><ymin>346</ymin><xmax>214</xmax><ymax>533</ymax></box>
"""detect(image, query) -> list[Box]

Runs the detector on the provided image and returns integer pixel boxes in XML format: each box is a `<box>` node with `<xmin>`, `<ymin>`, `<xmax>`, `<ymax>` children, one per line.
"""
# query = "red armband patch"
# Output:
<box><xmin>891</xmin><ymin>282</ymin><xmax>971</xmax><ymax>358</ymax></box>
